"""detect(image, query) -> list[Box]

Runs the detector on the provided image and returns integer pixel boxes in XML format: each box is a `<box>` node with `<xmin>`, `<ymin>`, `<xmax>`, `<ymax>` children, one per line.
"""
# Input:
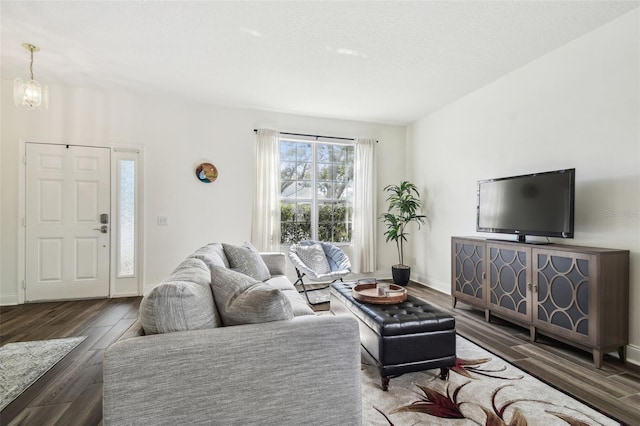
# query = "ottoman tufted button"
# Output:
<box><xmin>330</xmin><ymin>282</ymin><xmax>457</xmax><ymax>392</ymax></box>
<box><xmin>330</xmin><ymin>282</ymin><xmax>456</xmax><ymax>337</ymax></box>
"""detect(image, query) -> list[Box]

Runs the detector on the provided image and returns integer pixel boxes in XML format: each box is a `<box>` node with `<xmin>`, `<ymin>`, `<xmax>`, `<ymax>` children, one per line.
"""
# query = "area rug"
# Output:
<box><xmin>0</xmin><ymin>336</ymin><xmax>86</xmax><ymax>411</ymax></box>
<box><xmin>362</xmin><ymin>335</ymin><xmax>619</xmax><ymax>425</ymax></box>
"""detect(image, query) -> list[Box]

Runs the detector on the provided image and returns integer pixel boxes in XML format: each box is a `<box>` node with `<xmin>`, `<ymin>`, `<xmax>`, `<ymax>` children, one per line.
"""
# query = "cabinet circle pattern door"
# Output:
<box><xmin>454</xmin><ymin>242</ymin><xmax>483</xmax><ymax>299</ymax></box>
<box><xmin>536</xmin><ymin>254</ymin><xmax>589</xmax><ymax>336</ymax></box>
<box><xmin>489</xmin><ymin>247</ymin><xmax>528</xmax><ymax>315</ymax></box>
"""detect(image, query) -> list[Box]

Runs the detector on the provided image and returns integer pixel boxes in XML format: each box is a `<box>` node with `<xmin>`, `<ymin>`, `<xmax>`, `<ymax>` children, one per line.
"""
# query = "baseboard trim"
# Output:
<box><xmin>410</xmin><ymin>274</ymin><xmax>450</xmax><ymax>295</ymax></box>
<box><xmin>110</xmin><ymin>292</ymin><xmax>140</xmax><ymax>298</ymax></box>
<box><xmin>0</xmin><ymin>294</ymin><xmax>19</xmax><ymax>306</ymax></box>
<box><xmin>624</xmin><ymin>344</ymin><xmax>640</xmax><ymax>366</ymax></box>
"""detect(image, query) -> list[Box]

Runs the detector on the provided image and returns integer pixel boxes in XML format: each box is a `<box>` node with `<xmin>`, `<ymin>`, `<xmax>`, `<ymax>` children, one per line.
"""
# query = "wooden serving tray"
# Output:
<box><xmin>352</xmin><ymin>283</ymin><xmax>407</xmax><ymax>304</ymax></box>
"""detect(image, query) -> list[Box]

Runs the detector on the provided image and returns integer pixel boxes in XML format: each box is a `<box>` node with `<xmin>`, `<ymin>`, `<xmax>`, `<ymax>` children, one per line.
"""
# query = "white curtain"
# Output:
<box><xmin>251</xmin><ymin>129</ymin><xmax>280</xmax><ymax>252</ymax></box>
<box><xmin>352</xmin><ymin>138</ymin><xmax>376</xmax><ymax>273</ymax></box>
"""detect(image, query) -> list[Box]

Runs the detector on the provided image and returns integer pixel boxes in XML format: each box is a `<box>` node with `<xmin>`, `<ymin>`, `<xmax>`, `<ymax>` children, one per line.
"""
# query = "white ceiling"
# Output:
<box><xmin>2</xmin><ymin>1</ymin><xmax>638</xmax><ymax>125</ymax></box>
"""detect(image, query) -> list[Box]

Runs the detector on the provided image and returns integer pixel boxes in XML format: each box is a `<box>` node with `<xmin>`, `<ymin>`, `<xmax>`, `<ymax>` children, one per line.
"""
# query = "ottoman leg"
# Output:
<box><xmin>439</xmin><ymin>367</ymin><xmax>450</xmax><ymax>381</ymax></box>
<box><xmin>381</xmin><ymin>376</ymin><xmax>390</xmax><ymax>391</ymax></box>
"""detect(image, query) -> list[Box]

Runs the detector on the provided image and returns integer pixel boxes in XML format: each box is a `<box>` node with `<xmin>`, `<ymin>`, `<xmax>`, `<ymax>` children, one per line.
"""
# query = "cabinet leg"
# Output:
<box><xmin>484</xmin><ymin>309</ymin><xmax>490</xmax><ymax>322</ymax></box>
<box><xmin>452</xmin><ymin>297</ymin><xmax>457</xmax><ymax>308</ymax></box>
<box><xmin>529</xmin><ymin>326</ymin><xmax>537</xmax><ymax>342</ymax></box>
<box><xmin>593</xmin><ymin>349</ymin><xmax>603</xmax><ymax>369</ymax></box>
<box><xmin>618</xmin><ymin>346</ymin><xmax>627</xmax><ymax>363</ymax></box>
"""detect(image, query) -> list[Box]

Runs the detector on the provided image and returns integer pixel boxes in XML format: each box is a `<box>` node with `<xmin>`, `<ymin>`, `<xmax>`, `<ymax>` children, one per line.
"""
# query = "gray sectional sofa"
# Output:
<box><xmin>103</xmin><ymin>242</ymin><xmax>362</xmax><ymax>425</ymax></box>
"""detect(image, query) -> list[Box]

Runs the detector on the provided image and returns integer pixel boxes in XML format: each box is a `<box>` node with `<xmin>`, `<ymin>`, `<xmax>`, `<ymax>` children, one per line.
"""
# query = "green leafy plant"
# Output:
<box><xmin>381</xmin><ymin>181</ymin><xmax>426</xmax><ymax>266</ymax></box>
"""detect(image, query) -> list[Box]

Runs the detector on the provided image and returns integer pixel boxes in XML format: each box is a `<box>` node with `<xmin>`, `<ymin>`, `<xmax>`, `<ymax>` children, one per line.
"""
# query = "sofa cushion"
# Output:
<box><xmin>260</xmin><ymin>252</ymin><xmax>287</xmax><ymax>276</ymax></box>
<box><xmin>280</xmin><ymin>289</ymin><xmax>316</xmax><ymax>317</ymax></box>
<box><xmin>264</xmin><ymin>275</ymin><xmax>296</xmax><ymax>291</ymax></box>
<box><xmin>166</xmin><ymin>257</ymin><xmax>212</xmax><ymax>287</ymax></box>
<box><xmin>296</xmin><ymin>243</ymin><xmax>331</xmax><ymax>274</ymax></box>
<box><xmin>210</xmin><ymin>266</ymin><xmax>293</xmax><ymax>326</ymax></box>
<box><xmin>264</xmin><ymin>276</ymin><xmax>314</xmax><ymax>316</ymax></box>
<box><xmin>190</xmin><ymin>243</ymin><xmax>229</xmax><ymax>269</ymax></box>
<box><xmin>223</xmin><ymin>242</ymin><xmax>271</xmax><ymax>281</ymax></box>
<box><xmin>140</xmin><ymin>281</ymin><xmax>221</xmax><ymax>335</ymax></box>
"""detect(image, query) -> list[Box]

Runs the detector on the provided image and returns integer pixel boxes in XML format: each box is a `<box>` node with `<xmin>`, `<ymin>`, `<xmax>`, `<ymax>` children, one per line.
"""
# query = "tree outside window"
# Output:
<box><xmin>280</xmin><ymin>139</ymin><xmax>353</xmax><ymax>244</ymax></box>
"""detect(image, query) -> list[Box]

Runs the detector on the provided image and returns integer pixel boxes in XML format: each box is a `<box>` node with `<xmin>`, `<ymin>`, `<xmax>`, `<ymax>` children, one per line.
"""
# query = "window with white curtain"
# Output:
<box><xmin>279</xmin><ymin>138</ymin><xmax>354</xmax><ymax>244</ymax></box>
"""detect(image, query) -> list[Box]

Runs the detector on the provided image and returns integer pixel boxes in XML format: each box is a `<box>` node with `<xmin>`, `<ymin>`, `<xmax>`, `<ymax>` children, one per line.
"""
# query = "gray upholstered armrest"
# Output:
<box><xmin>260</xmin><ymin>252</ymin><xmax>286</xmax><ymax>276</ymax></box>
<box><xmin>103</xmin><ymin>315</ymin><xmax>361</xmax><ymax>425</ymax></box>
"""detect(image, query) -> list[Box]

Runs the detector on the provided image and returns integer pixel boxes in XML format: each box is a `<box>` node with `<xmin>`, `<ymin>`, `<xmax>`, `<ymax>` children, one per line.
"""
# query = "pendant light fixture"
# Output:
<box><xmin>14</xmin><ymin>43</ymin><xmax>49</xmax><ymax>110</ymax></box>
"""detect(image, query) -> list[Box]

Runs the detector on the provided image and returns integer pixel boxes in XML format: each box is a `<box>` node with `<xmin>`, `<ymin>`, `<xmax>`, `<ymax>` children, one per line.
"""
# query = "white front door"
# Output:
<box><xmin>25</xmin><ymin>143</ymin><xmax>111</xmax><ymax>301</ymax></box>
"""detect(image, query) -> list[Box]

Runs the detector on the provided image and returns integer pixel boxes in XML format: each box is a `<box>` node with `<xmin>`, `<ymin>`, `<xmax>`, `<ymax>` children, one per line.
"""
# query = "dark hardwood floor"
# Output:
<box><xmin>0</xmin><ymin>297</ymin><xmax>141</xmax><ymax>426</ymax></box>
<box><xmin>1</xmin><ymin>284</ymin><xmax>639</xmax><ymax>425</ymax></box>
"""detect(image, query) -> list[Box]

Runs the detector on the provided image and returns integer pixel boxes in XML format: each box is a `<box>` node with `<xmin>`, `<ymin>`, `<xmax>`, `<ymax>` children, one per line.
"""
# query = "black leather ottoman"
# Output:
<box><xmin>330</xmin><ymin>282</ymin><xmax>456</xmax><ymax>391</ymax></box>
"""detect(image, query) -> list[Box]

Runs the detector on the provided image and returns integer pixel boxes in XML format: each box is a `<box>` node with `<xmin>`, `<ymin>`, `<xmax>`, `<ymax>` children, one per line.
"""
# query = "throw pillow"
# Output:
<box><xmin>190</xmin><ymin>243</ymin><xmax>228</xmax><ymax>269</ymax></box>
<box><xmin>222</xmin><ymin>242</ymin><xmax>271</xmax><ymax>281</ymax></box>
<box><xmin>139</xmin><ymin>280</ymin><xmax>221</xmax><ymax>334</ymax></box>
<box><xmin>210</xmin><ymin>266</ymin><xmax>293</xmax><ymax>326</ymax></box>
<box><xmin>167</xmin><ymin>257</ymin><xmax>212</xmax><ymax>287</ymax></box>
<box><xmin>296</xmin><ymin>243</ymin><xmax>331</xmax><ymax>275</ymax></box>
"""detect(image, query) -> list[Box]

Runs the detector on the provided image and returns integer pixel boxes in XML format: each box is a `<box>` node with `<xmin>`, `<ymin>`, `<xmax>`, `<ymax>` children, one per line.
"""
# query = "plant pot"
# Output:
<box><xmin>391</xmin><ymin>265</ymin><xmax>411</xmax><ymax>286</ymax></box>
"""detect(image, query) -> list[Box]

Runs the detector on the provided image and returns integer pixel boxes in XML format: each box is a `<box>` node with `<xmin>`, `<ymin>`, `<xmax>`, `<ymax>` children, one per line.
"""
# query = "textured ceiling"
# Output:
<box><xmin>1</xmin><ymin>1</ymin><xmax>638</xmax><ymax>125</ymax></box>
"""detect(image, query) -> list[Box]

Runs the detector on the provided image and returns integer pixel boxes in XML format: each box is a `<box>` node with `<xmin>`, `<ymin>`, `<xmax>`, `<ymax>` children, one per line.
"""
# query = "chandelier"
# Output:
<box><xmin>14</xmin><ymin>43</ymin><xmax>49</xmax><ymax>110</ymax></box>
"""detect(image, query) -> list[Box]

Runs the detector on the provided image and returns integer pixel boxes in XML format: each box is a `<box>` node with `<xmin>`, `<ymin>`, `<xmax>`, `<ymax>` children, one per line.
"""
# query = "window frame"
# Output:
<box><xmin>279</xmin><ymin>136</ymin><xmax>354</xmax><ymax>245</ymax></box>
<box><xmin>116</xmin><ymin>157</ymin><xmax>137</xmax><ymax>278</ymax></box>
<box><xmin>110</xmin><ymin>147</ymin><xmax>143</xmax><ymax>297</ymax></box>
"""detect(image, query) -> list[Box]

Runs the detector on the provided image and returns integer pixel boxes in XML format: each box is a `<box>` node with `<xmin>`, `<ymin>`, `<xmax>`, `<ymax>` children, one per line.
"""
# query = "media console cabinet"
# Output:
<box><xmin>451</xmin><ymin>236</ymin><xmax>629</xmax><ymax>368</ymax></box>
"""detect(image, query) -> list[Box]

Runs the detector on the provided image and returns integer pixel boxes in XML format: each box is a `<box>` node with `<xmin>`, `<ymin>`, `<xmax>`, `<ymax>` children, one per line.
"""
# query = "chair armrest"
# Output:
<box><xmin>103</xmin><ymin>315</ymin><xmax>361</xmax><ymax>426</ymax></box>
<box><xmin>260</xmin><ymin>252</ymin><xmax>286</xmax><ymax>276</ymax></box>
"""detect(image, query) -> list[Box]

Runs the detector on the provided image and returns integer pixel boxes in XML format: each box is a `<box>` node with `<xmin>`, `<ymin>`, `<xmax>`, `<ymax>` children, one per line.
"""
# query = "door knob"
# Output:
<box><xmin>93</xmin><ymin>225</ymin><xmax>108</xmax><ymax>233</ymax></box>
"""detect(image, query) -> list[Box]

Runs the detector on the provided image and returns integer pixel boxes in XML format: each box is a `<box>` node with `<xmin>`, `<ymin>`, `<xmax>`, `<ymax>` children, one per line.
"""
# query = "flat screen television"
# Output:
<box><xmin>476</xmin><ymin>168</ymin><xmax>575</xmax><ymax>243</ymax></box>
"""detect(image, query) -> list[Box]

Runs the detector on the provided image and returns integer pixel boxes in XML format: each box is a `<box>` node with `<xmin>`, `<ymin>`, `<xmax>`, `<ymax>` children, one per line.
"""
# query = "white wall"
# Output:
<box><xmin>408</xmin><ymin>10</ymin><xmax>640</xmax><ymax>362</ymax></box>
<box><xmin>0</xmin><ymin>84</ymin><xmax>406</xmax><ymax>303</ymax></box>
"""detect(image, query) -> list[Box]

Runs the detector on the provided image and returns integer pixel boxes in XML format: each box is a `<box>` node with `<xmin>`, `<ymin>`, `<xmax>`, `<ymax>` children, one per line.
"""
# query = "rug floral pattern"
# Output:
<box><xmin>362</xmin><ymin>336</ymin><xmax>619</xmax><ymax>426</ymax></box>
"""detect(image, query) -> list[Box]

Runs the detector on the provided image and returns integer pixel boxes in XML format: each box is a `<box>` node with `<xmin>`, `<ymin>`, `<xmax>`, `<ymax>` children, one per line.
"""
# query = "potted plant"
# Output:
<box><xmin>380</xmin><ymin>181</ymin><xmax>426</xmax><ymax>286</ymax></box>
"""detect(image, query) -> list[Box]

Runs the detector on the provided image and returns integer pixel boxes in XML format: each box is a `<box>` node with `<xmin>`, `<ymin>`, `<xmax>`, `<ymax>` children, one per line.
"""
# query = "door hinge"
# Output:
<box><xmin>23</xmin><ymin>154</ymin><xmax>26</xmax><ymax>165</ymax></box>
<box><xmin>22</xmin><ymin>217</ymin><xmax>26</xmax><ymax>227</ymax></box>
<box><xmin>22</xmin><ymin>280</ymin><xmax>26</xmax><ymax>289</ymax></box>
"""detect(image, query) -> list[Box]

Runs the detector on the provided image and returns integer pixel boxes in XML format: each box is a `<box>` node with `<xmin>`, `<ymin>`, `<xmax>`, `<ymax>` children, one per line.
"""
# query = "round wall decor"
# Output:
<box><xmin>196</xmin><ymin>162</ymin><xmax>218</xmax><ymax>183</ymax></box>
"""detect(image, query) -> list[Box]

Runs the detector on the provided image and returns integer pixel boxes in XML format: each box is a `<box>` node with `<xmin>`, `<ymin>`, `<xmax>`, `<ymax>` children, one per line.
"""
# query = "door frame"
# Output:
<box><xmin>17</xmin><ymin>138</ymin><xmax>145</xmax><ymax>304</ymax></box>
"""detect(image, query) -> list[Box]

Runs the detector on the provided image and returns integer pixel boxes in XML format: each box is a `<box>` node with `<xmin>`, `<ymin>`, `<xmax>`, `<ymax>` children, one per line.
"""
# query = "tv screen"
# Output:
<box><xmin>476</xmin><ymin>169</ymin><xmax>575</xmax><ymax>242</ymax></box>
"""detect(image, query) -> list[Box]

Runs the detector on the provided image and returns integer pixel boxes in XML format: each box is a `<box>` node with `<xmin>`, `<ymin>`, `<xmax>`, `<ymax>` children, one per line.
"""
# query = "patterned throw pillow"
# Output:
<box><xmin>296</xmin><ymin>244</ymin><xmax>331</xmax><ymax>274</ymax></box>
<box><xmin>222</xmin><ymin>242</ymin><xmax>271</xmax><ymax>281</ymax></box>
<box><xmin>210</xmin><ymin>266</ymin><xmax>293</xmax><ymax>326</ymax></box>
